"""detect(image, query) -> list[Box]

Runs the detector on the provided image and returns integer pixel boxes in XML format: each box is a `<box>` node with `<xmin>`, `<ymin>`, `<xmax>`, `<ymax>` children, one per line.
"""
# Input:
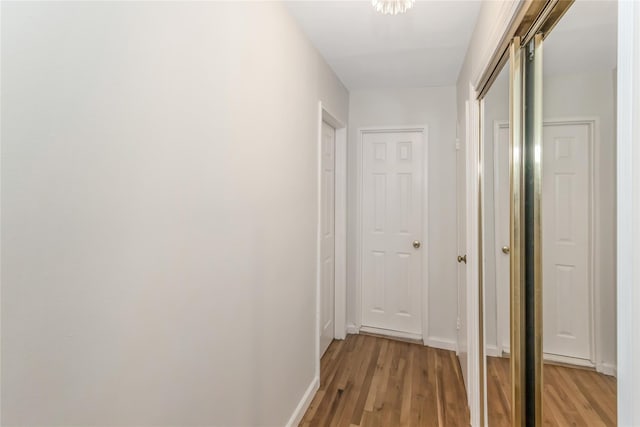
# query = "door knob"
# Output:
<box><xmin>502</xmin><ymin>246</ymin><xmax>510</xmax><ymax>254</ymax></box>
<box><xmin>413</xmin><ymin>240</ymin><xmax>421</xmax><ymax>249</ymax></box>
<box><xmin>457</xmin><ymin>255</ymin><xmax>467</xmax><ymax>264</ymax></box>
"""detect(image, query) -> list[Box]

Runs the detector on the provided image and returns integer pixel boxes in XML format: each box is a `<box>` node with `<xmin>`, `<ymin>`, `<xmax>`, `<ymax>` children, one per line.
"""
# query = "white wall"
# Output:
<box><xmin>0</xmin><ymin>2</ymin><xmax>348</xmax><ymax>426</ymax></box>
<box><xmin>482</xmin><ymin>70</ymin><xmax>617</xmax><ymax>370</ymax></box>
<box><xmin>346</xmin><ymin>86</ymin><xmax>458</xmax><ymax>348</ymax></box>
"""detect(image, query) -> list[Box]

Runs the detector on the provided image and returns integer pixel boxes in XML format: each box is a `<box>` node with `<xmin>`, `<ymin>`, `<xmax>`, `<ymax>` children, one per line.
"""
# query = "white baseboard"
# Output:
<box><xmin>485</xmin><ymin>344</ymin><xmax>502</xmax><ymax>358</ymax></box>
<box><xmin>424</xmin><ymin>336</ymin><xmax>458</xmax><ymax>352</ymax></box>
<box><xmin>285</xmin><ymin>376</ymin><xmax>319</xmax><ymax>427</ymax></box>
<box><xmin>544</xmin><ymin>353</ymin><xmax>595</xmax><ymax>369</ymax></box>
<box><xmin>359</xmin><ymin>326</ymin><xmax>423</xmax><ymax>342</ymax></box>
<box><xmin>346</xmin><ymin>323</ymin><xmax>360</xmax><ymax>335</ymax></box>
<box><xmin>596</xmin><ymin>362</ymin><xmax>617</xmax><ymax>377</ymax></box>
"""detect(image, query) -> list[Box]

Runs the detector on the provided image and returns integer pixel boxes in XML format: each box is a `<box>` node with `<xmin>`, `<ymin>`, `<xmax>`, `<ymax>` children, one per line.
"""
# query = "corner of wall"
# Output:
<box><xmin>285</xmin><ymin>376</ymin><xmax>320</xmax><ymax>427</ymax></box>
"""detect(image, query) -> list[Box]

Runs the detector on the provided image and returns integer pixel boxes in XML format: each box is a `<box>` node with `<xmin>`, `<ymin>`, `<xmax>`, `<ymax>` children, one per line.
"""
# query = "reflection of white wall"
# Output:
<box><xmin>483</xmin><ymin>70</ymin><xmax>617</xmax><ymax>370</ymax></box>
<box><xmin>347</xmin><ymin>87</ymin><xmax>458</xmax><ymax>348</ymax></box>
<box><xmin>1</xmin><ymin>2</ymin><xmax>348</xmax><ymax>426</ymax></box>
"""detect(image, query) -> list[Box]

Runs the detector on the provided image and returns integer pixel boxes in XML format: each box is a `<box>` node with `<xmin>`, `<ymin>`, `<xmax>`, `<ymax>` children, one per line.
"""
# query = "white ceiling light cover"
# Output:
<box><xmin>372</xmin><ymin>0</ymin><xmax>416</xmax><ymax>15</ymax></box>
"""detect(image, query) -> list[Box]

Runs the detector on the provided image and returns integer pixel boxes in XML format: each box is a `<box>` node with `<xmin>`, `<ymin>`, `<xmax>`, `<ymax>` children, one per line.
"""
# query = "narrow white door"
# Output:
<box><xmin>320</xmin><ymin>121</ymin><xmax>336</xmax><ymax>356</ymax></box>
<box><xmin>456</xmin><ymin>131</ymin><xmax>468</xmax><ymax>384</ymax></box>
<box><xmin>494</xmin><ymin>122</ymin><xmax>511</xmax><ymax>353</ymax></box>
<box><xmin>542</xmin><ymin>122</ymin><xmax>592</xmax><ymax>361</ymax></box>
<box><xmin>361</xmin><ymin>130</ymin><xmax>423</xmax><ymax>335</ymax></box>
<box><xmin>495</xmin><ymin>121</ymin><xmax>592</xmax><ymax>362</ymax></box>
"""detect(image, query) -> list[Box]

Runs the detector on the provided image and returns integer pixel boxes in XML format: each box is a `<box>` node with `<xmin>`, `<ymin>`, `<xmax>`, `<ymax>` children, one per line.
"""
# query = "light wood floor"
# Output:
<box><xmin>299</xmin><ymin>334</ymin><xmax>470</xmax><ymax>427</ymax></box>
<box><xmin>487</xmin><ymin>356</ymin><xmax>617</xmax><ymax>426</ymax></box>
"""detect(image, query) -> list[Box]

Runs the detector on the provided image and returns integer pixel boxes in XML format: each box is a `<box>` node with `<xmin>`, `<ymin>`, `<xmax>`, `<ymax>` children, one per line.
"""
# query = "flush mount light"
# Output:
<box><xmin>372</xmin><ymin>0</ymin><xmax>416</xmax><ymax>15</ymax></box>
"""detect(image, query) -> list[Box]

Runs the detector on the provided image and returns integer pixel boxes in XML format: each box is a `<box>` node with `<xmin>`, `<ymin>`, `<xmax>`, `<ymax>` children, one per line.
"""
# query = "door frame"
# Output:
<box><xmin>354</xmin><ymin>125</ymin><xmax>430</xmax><ymax>344</ymax></box>
<box><xmin>315</xmin><ymin>102</ymin><xmax>347</xmax><ymax>380</ymax></box>
<box><xmin>492</xmin><ymin>117</ymin><xmax>608</xmax><ymax>371</ymax></box>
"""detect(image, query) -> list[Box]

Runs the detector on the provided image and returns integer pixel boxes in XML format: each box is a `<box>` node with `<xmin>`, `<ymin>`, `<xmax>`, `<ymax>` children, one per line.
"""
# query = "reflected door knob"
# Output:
<box><xmin>457</xmin><ymin>255</ymin><xmax>467</xmax><ymax>264</ymax></box>
<box><xmin>502</xmin><ymin>246</ymin><xmax>510</xmax><ymax>254</ymax></box>
<box><xmin>413</xmin><ymin>240</ymin><xmax>421</xmax><ymax>249</ymax></box>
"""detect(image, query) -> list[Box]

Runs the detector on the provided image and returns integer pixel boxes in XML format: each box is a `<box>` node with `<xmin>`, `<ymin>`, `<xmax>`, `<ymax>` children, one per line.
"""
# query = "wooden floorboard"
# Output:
<box><xmin>299</xmin><ymin>334</ymin><xmax>470</xmax><ymax>427</ymax></box>
<box><xmin>486</xmin><ymin>356</ymin><xmax>617</xmax><ymax>426</ymax></box>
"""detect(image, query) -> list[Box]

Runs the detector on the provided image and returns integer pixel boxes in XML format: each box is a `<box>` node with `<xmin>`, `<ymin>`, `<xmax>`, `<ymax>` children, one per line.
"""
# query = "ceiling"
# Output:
<box><xmin>285</xmin><ymin>0</ymin><xmax>482</xmax><ymax>90</ymax></box>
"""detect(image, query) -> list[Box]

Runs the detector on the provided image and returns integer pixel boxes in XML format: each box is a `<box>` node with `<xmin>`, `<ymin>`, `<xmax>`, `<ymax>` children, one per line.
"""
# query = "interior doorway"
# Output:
<box><xmin>316</xmin><ymin>103</ymin><xmax>347</xmax><ymax>374</ymax></box>
<box><xmin>357</xmin><ymin>127</ymin><xmax>428</xmax><ymax>340</ymax></box>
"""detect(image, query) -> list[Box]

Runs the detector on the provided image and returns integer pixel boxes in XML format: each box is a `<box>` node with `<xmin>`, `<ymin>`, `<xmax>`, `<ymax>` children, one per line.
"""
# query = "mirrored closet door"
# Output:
<box><xmin>479</xmin><ymin>1</ymin><xmax>617</xmax><ymax>425</ymax></box>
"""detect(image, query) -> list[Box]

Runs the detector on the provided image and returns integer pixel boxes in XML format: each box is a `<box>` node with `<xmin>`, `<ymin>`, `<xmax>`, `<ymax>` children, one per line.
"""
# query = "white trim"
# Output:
<box><xmin>285</xmin><ymin>376</ymin><xmax>319</xmax><ymax>427</ymax></box>
<box><xmin>617</xmin><ymin>1</ymin><xmax>640</xmax><ymax>425</ymax></box>
<box><xmin>346</xmin><ymin>323</ymin><xmax>359</xmax><ymax>335</ymax></box>
<box><xmin>596</xmin><ymin>362</ymin><xmax>617</xmax><ymax>378</ymax></box>
<box><xmin>485</xmin><ymin>344</ymin><xmax>501</xmax><ymax>358</ymax></box>
<box><xmin>355</xmin><ymin>125</ymin><xmax>430</xmax><ymax>343</ymax></box>
<box><xmin>316</xmin><ymin>102</ymin><xmax>348</xmax><ymax>382</ymax></box>
<box><xmin>501</xmin><ymin>345</ymin><xmax>601</xmax><ymax>371</ymax></box>
<box><xmin>359</xmin><ymin>326</ymin><xmax>423</xmax><ymax>342</ymax></box>
<box><xmin>425</xmin><ymin>336</ymin><xmax>459</xmax><ymax>352</ymax></box>
<box><xmin>543</xmin><ymin>353</ymin><xmax>595</xmax><ymax>369</ymax></box>
<box><xmin>466</xmin><ymin>84</ymin><xmax>482</xmax><ymax>427</ymax></box>
<box><xmin>472</xmin><ymin>1</ymin><xmax>525</xmax><ymax>91</ymax></box>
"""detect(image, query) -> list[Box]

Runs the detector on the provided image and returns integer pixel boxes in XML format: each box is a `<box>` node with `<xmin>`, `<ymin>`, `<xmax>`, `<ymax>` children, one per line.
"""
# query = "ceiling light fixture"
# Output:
<box><xmin>372</xmin><ymin>0</ymin><xmax>416</xmax><ymax>15</ymax></box>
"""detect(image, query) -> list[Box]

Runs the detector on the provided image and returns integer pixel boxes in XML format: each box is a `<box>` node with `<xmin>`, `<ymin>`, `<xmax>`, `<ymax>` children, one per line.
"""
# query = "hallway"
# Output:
<box><xmin>300</xmin><ymin>334</ymin><xmax>469</xmax><ymax>426</ymax></box>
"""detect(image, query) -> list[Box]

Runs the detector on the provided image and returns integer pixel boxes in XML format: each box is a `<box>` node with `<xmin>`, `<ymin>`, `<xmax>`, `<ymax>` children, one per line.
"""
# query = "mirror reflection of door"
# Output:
<box><xmin>482</xmin><ymin>1</ymin><xmax>618</xmax><ymax>425</ymax></box>
<box><xmin>540</xmin><ymin>1</ymin><xmax>617</xmax><ymax>424</ymax></box>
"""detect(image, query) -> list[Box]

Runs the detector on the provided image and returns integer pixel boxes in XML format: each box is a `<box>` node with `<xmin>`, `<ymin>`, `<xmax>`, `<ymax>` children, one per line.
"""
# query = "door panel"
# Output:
<box><xmin>361</xmin><ymin>131</ymin><xmax>423</xmax><ymax>334</ymax></box>
<box><xmin>320</xmin><ymin>121</ymin><xmax>335</xmax><ymax>356</ymax></box>
<box><xmin>542</xmin><ymin>123</ymin><xmax>591</xmax><ymax>360</ymax></box>
<box><xmin>456</xmin><ymin>128</ymin><xmax>468</xmax><ymax>386</ymax></box>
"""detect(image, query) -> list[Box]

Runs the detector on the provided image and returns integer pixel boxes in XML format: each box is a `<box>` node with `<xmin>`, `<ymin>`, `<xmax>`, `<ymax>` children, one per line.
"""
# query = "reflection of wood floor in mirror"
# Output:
<box><xmin>487</xmin><ymin>356</ymin><xmax>617</xmax><ymax>426</ymax></box>
<box><xmin>300</xmin><ymin>334</ymin><xmax>470</xmax><ymax>426</ymax></box>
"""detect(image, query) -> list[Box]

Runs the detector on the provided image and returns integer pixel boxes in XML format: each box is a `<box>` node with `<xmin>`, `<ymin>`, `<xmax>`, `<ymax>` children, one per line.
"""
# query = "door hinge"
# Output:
<box><xmin>455</xmin><ymin>138</ymin><xmax>461</xmax><ymax>151</ymax></box>
<box><xmin>456</xmin><ymin>317</ymin><xmax>461</xmax><ymax>331</ymax></box>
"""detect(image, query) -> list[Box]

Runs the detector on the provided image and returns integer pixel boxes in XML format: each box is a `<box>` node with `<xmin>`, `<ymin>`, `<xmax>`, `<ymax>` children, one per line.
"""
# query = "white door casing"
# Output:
<box><xmin>320</xmin><ymin>121</ymin><xmax>336</xmax><ymax>356</ymax></box>
<box><xmin>456</xmin><ymin>111</ymin><xmax>469</xmax><ymax>386</ymax></box>
<box><xmin>494</xmin><ymin>119</ymin><xmax>596</xmax><ymax>366</ymax></box>
<box><xmin>360</xmin><ymin>129</ymin><xmax>424</xmax><ymax>336</ymax></box>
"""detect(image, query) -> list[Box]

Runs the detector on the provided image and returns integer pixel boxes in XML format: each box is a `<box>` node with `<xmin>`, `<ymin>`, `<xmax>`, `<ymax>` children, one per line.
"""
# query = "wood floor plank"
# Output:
<box><xmin>487</xmin><ymin>356</ymin><xmax>617</xmax><ymax>426</ymax></box>
<box><xmin>300</xmin><ymin>334</ymin><xmax>470</xmax><ymax>427</ymax></box>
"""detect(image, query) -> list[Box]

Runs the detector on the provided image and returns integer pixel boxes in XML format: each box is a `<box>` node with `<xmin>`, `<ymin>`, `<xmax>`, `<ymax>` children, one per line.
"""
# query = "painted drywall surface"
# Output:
<box><xmin>481</xmin><ymin>70</ymin><xmax>617</xmax><ymax>369</ymax></box>
<box><xmin>1</xmin><ymin>2</ymin><xmax>347</xmax><ymax>426</ymax></box>
<box><xmin>346</xmin><ymin>86</ymin><xmax>458</xmax><ymax>346</ymax></box>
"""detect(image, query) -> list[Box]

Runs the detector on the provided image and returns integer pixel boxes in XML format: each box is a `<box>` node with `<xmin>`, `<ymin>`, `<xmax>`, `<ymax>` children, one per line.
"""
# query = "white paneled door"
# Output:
<box><xmin>542</xmin><ymin>122</ymin><xmax>592</xmax><ymax>361</ymax></box>
<box><xmin>496</xmin><ymin>121</ymin><xmax>593</xmax><ymax>363</ymax></box>
<box><xmin>320</xmin><ymin>121</ymin><xmax>336</xmax><ymax>357</ymax></box>
<box><xmin>361</xmin><ymin>130</ymin><xmax>423</xmax><ymax>335</ymax></box>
